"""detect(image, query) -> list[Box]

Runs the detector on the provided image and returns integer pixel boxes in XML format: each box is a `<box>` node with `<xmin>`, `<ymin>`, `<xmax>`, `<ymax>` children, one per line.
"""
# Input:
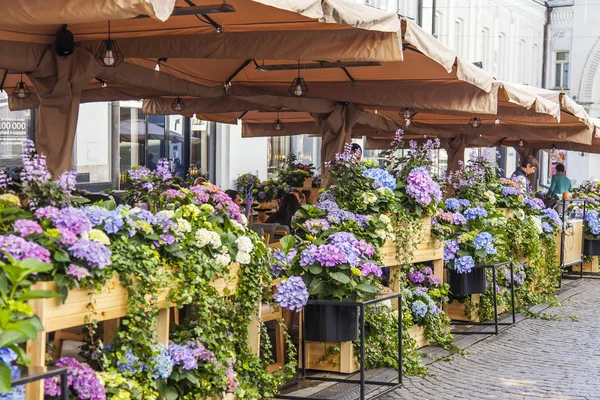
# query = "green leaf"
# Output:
<box><xmin>308</xmin><ymin>265</ymin><xmax>323</xmax><ymax>275</ymax></box>
<box><xmin>5</xmin><ymin>321</ymin><xmax>38</xmax><ymax>341</ymax></box>
<box><xmin>280</xmin><ymin>235</ymin><xmax>296</xmax><ymax>253</ymax></box>
<box><xmin>53</xmin><ymin>250</ymin><xmax>70</xmax><ymax>263</ymax></box>
<box><xmin>54</xmin><ymin>275</ymin><xmax>70</xmax><ymax>304</ymax></box>
<box><xmin>329</xmin><ymin>272</ymin><xmax>351</xmax><ymax>284</ymax></box>
<box><xmin>0</xmin><ymin>275</ymin><xmax>7</xmax><ymax>296</ymax></box>
<box><xmin>17</xmin><ymin>290</ymin><xmax>59</xmax><ymax>301</ymax></box>
<box><xmin>308</xmin><ymin>278</ymin><xmax>324</xmax><ymax>295</ymax></box>
<box><xmin>0</xmin><ymin>363</ymin><xmax>11</xmax><ymax>393</ymax></box>
<box><xmin>6</xmin><ymin>345</ymin><xmax>28</xmax><ymax>365</ymax></box>
<box><xmin>70</xmin><ymin>196</ymin><xmax>90</xmax><ymax>204</ymax></box>
<box><xmin>356</xmin><ymin>283</ymin><xmax>378</xmax><ymax>293</ymax></box>
<box><xmin>20</xmin><ymin>258</ymin><xmax>53</xmax><ymax>274</ymax></box>
<box><xmin>0</xmin><ymin>331</ymin><xmax>26</xmax><ymax>348</ymax></box>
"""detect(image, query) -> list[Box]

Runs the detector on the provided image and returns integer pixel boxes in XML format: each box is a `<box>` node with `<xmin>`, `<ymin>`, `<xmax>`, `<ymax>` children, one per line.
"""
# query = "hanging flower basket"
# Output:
<box><xmin>303</xmin><ymin>303</ymin><xmax>358</xmax><ymax>343</ymax></box>
<box><xmin>448</xmin><ymin>268</ymin><xmax>487</xmax><ymax>295</ymax></box>
<box><xmin>583</xmin><ymin>238</ymin><xmax>600</xmax><ymax>256</ymax></box>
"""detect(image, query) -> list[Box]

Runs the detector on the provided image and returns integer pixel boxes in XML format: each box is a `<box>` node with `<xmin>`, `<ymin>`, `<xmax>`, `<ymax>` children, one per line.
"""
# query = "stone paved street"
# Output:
<box><xmin>306</xmin><ymin>279</ymin><xmax>600</xmax><ymax>400</ymax></box>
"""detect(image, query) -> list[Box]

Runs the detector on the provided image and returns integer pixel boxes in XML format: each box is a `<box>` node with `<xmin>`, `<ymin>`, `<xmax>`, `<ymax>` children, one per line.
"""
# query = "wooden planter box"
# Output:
<box><xmin>303</xmin><ymin>177</ymin><xmax>313</xmax><ymax>189</ymax></box>
<box><xmin>499</xmin><ymin>208</ymin><xmax>515</xmax><ymax>219</ymax></box>
<box><xmin>407</xmin><ymin>325</ymin><xmax>429</xmax><ymax>349</ymax></box>
<box><xmin>556</xmin><ymin>219</ymin><xmax>583</xmax><ymax>266</ymax></box>
<box><xmin>299</xmin><ymin>341</ymin><xmax>359</xmax><ymax>373</ymax></box>
<box><xmin>574</xmin><ymin>256</ymin><xmax>600</xmax><ymax>273</ymax></box>
<box><xmin>26</xmin><ymin>264</ymin><xmax>243</xmax><ymax>400</ymax></box>
<box><xmin>381</xmin><ymin>217</ymin><xmax>443</xmax><ymax>266</ymax></box>
<box><xmin>444</xmin><ymin>295</ymin><xmax>509</xmax><ymax>323</ymax></box>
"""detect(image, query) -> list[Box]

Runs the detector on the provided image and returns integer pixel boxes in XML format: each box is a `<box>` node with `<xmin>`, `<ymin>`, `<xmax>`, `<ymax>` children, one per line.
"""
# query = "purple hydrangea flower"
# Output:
<box><xmin>44</xmin><ymin>357</ymin><xmax>105</xmax><ymax>400</ymax></box>
<box><xmin>68</xmin><ymin>239</ymin><xmax>112</xmax><ymax>269</ymax></box>
<box><xmin>360</xmin><ymin>263</ymin><xmax>382</xmax><ymax>277</ymax></box>
<box><xmin>51</xmin><ymin>207</ymin><xmax>92</xmax><ymax>235</ymax></box>
<box><xmin>0</xmin><ymin>234</ymin><xmax>51</xmax><ymax>262</ymax></box>
<box><xmin>405</xmin><ymin>167</ymin><xmax>441</xmax><ymax>206</ymax></box>
<box><xmin>225</xmin><ymin>359</ymin><xmax>239</xmax><ymax>393</ymax></box>
<box><xmin>34</xmin><ymin>206</ymin><xmax>59</xmax><ymax>220</ymax></box>
<box><xmin>452</xmin><ymin>213</ymin><xmax>467</xmax><ymax>225</ymax></box>
<box><xmin>303</xmin><ymin>219</ymin><xmax>331</xmax><ymax>235</ymax></box>
<box><xmin>59</xmin><ymin>228</ymin><xmax>78</xmax><ymax>246</ymax></box>
<box><xmin>169</xmin><ymin>341</ymin><xmax>203</xmax><ymax>371</ymax></box>
<box><xmin>315</xmin><ymin>244</ymin><xmax>347</xmax><ymax>267</ymax></box>
<box><xmin>275</xmin><ymin>276</ymin><xmax>309</xmax><ymax>311</ymax></box>
<box><xmin>299</xmin><ymin>244</ymin><xmax>318</xmax><ymax>266</ymax></box>
<box><xmin>66</xmin><ymin>264</ymin><xmax>91</xmax><ymax>281</ymax></box>
<box><xmin>541</xmin><ymin>221</ymin><xmax>554</xmax><ymax>233</ymax></box>
<box><xmin>454</xmin><ymin>255</ymin><xmax>475</xmax><ymax>274</ymax></box>
<box><xmin>428</xmin><ymin>274</ymin><xmax>442</xmax><ymax>286</ymax></box>
<box><xmin>13</xmin><ymin>219</ymin><xmax>43</xmax><ymax>237</ymax></box>
<box><xmin>444</xmin><ymin>239</ymin><xmax>459</xmax><ymax>262</ymax></box>
<box><xmin>271</xmin><ymin>249</ymin><xmax>297</xmax><ymax>277</ymax></box>
<box><xmin>542</xmin><ymin>208</ymin><xmax>561</xmax><ymax>226</ymax></box>
<box><xmin>523</xmin><ymin>198</ymin><xmax>542</xmax><ymax>211</ymax></box>
<box><xmin>407</xmin><ymin>270</ymin><xmax>425</xmax><ymax>283</ymax></box>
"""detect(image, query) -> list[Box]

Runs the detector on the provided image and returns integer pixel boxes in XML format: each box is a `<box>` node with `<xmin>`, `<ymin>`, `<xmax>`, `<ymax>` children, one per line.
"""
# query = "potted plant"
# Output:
<box><xmin>274</xmin><ymin>228</ymin><xmax>383</xmax><ymax>342</ymax></box>
<box><xmin>278</xmin><ymin>154</ymin><xmax>314</xmax><ymax>188</ymax></box>
<box><xmin>583</xmin><ymin>209</ymin><xmax>600</xmax><ymax>255</ymax></box>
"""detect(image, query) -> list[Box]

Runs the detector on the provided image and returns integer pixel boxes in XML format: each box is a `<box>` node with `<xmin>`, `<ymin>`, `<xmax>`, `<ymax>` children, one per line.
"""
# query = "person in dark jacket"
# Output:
<box><xmin>266</xmin><ymin>193</ymin><xmax>301</xmax><ymax>227</ymax></box>
<box><xmin>511</xmin><ymin>155</ymin><xmax>538</xmax><ymax>195</ymax></box>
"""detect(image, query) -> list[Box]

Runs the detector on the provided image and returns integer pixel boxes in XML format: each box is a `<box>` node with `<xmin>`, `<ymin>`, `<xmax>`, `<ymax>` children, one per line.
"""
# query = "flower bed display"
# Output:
<box><xmin>0</xmin><ymin>143</ymin><xmax>292</xmax><ymax>400</ymax></box>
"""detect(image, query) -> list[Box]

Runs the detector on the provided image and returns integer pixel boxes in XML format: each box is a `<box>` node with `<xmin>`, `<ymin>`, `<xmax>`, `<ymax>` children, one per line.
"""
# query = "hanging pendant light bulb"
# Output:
<box><xmin>171</xmin><ymin>96</ymin><xmax>185</xmax><ymax>113</ymax></box>
<box><xmin>12</xmin><ymin>73</ymin><xmax>30</xmax><ymax>100</ymax></box>
<box><xmin>400</xmin><ymin>108</ymin><xmax>415</xmax><ymax>127</ymax></box>
<box><xmin>95</xmin><ymin>21</ymin><xmax>124</xmax><ymax>67</ymax></box>
<box><xmin>518</xmin><ymin>139</ymin><xmax>524</xmax><ymax>147</ymax></box>
<box><xmin>272</xmin><ymin>109</ymin><xmax>284</xmax><ymax>131</ymax></box>
<box><xmin>289</xmin><ymin>61</ymin><xmax>308</xmax><ymax>97</ymax></box>
<box><xmin>469</xmin><ymin>117</ymin><xmax>481</xmax><ymax>128</ymax></box>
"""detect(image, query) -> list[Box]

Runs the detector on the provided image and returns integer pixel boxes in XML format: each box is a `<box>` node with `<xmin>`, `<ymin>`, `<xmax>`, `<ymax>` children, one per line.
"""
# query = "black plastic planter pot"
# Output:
<box><xmin>303</xmin><ymin>303</ymin><xmax>358</xmax><ymax>342</ymax></box>
<box><xmin>448</xmin><ymin>268</ymin><xmax>487</xmax><ymax>295</ymax></box>
<box><xmin>583</xmin><ymin>238</ymin><xmax>600</xmax><ymax>256</ymax></box>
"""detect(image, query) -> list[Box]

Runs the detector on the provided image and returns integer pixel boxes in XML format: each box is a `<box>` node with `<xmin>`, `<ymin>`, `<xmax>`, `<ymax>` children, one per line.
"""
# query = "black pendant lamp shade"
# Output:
<box><xmin>95</xmin><ymin>21</ymin><xmax>124</xmax><ymax>67</ymax></box>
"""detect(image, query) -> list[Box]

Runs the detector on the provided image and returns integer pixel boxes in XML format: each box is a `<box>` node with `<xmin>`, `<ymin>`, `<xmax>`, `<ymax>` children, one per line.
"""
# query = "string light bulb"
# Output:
<box><xmin>95</xmin><ymin>21</ymin><xmax>123</xmax><ymax>67</ymax></box>
<box><xmin>289</xmin><ymin>61</ymin><xmax>308</xmax><ymax>97</ymax></box>
<box><xmin>469</xmin><ymin>117</ymin><xmax>481</xmax><ymax>128</ymax></box>
<box><xmin>272</xmin><ymin>109</ymin><xmax>284</xmax><ymax>131</ymax></box>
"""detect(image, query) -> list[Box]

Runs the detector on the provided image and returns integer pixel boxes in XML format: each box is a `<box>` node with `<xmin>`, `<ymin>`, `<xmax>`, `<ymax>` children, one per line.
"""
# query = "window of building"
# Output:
<box><xmin>74</xmin><ymin>102</ymin><xmax>112</xmax><ymax>185</ymax></box>
<box><xmin>267</xmin><ymin>134</ymin><xmax>322</xmax><ymax>180</ymax></box>
<box><xmin>454</xmin><ymin>19</ymin><xmax>463</xmax><ymax>54</ymax></box>
<box><xmin>554</xmin><ymin>51</ymin><xmax>570</xmax><ymax>89</ymax></box>
<box><xmin>480</xmin><ymin>28</ymin><xmax>490</xmax><ymax>70</ymax></box>
<box><xmin>497</xmin><ymin>33</ymin><xmax>506</xmax><ymax>79</ymax></box>
<box><xmin>0</xmin><ymin>92</ymin><xmax>34</xmax><ymax>167</ymax></box>
<box><xmin>364</xmin><ymin>0</ymin><xmax>388</xmax><ymax>10</ymax></box>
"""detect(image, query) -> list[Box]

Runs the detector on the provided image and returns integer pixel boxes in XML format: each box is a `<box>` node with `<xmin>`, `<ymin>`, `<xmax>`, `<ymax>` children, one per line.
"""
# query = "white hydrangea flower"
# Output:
<box><xmin>195</xmin><ymin>228</ymin><xmax>212</xmax><ymax>247</ymax></box>
<box><xmin>240</xmin><ymin>214</ymin><xmax>248</xmax><ymax>225</ymax></box>
<box><xmin>484</xmin><ymin>191</ymin><xmax>497</xmax><ymax>205</ymax></box>
<box><xmin>236</xmin><ymin>251</ymin><xmax>251</xmax><ymax>264</ymax></box>
<box><xmin>235</xmin><ymin>236</ymin><xmax>254</xmax><ymax>253</ymax></box>
<box><xmin>156</xmin><ymin>210</ymin><xmax>175</xmax><ymax>220</ymax></box>
<box><xmin>177</xmin><ymin>218</ymin><xmax>192</xmax><ymax>233</ymax></box>
<box><xmin>379</xmin><ymin>214</ymin><xmax>391</xmax><ymax>225</ymax></box>
<box><xmin>215</xmin><ymin>253</ymin><xmax>232</xmax><ymax>266</ymax></box>
<box><xmin>89</xmin><ymin>229</ymin><xmax>111</xmax><ymax>245</ymax></box>
<box><xmin>362</xmin><ymin>192</ymin><xmax>377</xmax><ymax>205</ymax></box>
<box><xmin>231</xmin><ymin>220</ymin><xmax>246</xmax><ymax>232</ymax></box>
<box><xmin>515</xmin><ymin>208</ymin><xmax>525</xmax><ymax>221</ymax></box>
<box><xmin>376</xmin><ymin>229</ymin><xmax>387</xmax><ymax>239</ymax></box>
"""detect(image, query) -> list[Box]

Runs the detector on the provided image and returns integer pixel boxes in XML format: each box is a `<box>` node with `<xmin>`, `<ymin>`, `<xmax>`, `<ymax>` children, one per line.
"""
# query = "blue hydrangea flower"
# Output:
<box><xmin>275</xmin><ymin>276</ymin><xmax>309</xmax><ymax>312</ymax></box>
<box><xmin>455</xmin><ymin>255</ymin><xmax>475</xmax><ymax>274</ymax></box>
<box><xmin>68</xmin><ymin>239</ymin><xmax>112</xmax><ymax>269</ymax></box>
<box><xmin>473</xmin><ymin>232</ymin><xmax>497</xmax><ymax>255</ymax></box>
<box><xmin>501</xmin><ymin>186</ymin><xmax>519</xmax><ymax>196</ymax></box>
<box><xmin>82</xmin><ymin>206</ymin><xmax>108</xmax><ymax>227</ymax></box>
<box><xmin>118</xmin><ymin>350</ymin><xmax>142</xmax><ymax>375</ymax></box>
<box><xmin>152</xmin><ymin>344</ymin><xmax>173</xmax><ymax>379</ymax></box>
<box><xmin>444</xmin><ymin>198</ymin><xmax>460</xmax><ymax>212</ymax></box>
<box><xmin>541</xmin><ymin>222</ymin><xmax>554</xmax><ymax>233</ymax></box>
<box><xmin>363</xmin><ymin>168</ymin><xmax>396</xmax><ymax>191</ymax></box>
<box><xmin>464</xmin><ymin>207</ymin><xmax>488</xmax><ymax>220</ymax></box>
<box><xmin>458</xmin><ymin>199</ymin><xmax>471</xmax><ymax>208</ymax></box>
<box><xmin>102</xmin><ymin>210</ymin><xmax>124</xmax><ymax>234</ymax></box>
<box><xmin>411</xmin><ymin>300</ymin><xmax>428</xmax><ymax>318</ymax></box>
<box><xmin>542</xmin><ymin>208</ymin><xmax>561</xmax><ymax>226</ymax></box>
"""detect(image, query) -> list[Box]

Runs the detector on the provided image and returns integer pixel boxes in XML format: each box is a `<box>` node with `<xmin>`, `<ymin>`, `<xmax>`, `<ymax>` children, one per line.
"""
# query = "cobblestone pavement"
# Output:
<box><xmin>309</xmin><ymin>279</ymin><xmax>600</xmax><ymax>400</ymax></box>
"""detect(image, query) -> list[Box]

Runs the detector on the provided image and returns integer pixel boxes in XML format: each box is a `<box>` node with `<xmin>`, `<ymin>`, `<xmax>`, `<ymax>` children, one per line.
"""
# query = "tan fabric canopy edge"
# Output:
<box><xmin>0</xmin><ymin>0</ymin><xmax>175</xmax><ymax>25</ymax></box>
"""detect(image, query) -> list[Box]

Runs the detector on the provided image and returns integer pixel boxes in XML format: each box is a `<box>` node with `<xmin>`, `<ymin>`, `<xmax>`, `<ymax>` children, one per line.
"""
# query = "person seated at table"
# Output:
<box><xmin>266</xmin><ymin>193</ymin><xmax>301</xmax><ymax>227</ymax></box>
<box><xmin>510</xmin><ymin>155</ymin><xmax>538</xmax><ymax>195</ymax></box>
<box><xmin>194</xmin><ymin>176</ymin><xmax>207</xmax><ymax>185</ymax></box>
<box><xmin>548</xmin><ymin>163</ymin><xmax>572</xmax><ymax>199</ymax></box>
<box><xmin>225</xmin><ymin>189</ymin><xmax>242</xmax><ymax>205</ymax></box>
<box><xmin>291</xmin><ymin>189</ymin><xmax>306</xmax><ymax>205</ymax></box>
<box><xmin>350</xmin><ymin>143</ymin><xmax>363</xmax><ymax>160</ymax></box>
<box><xmin>302</xmin><ymin>189</ymin><xmax>312</xmax><ymax>205</ymax></box>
